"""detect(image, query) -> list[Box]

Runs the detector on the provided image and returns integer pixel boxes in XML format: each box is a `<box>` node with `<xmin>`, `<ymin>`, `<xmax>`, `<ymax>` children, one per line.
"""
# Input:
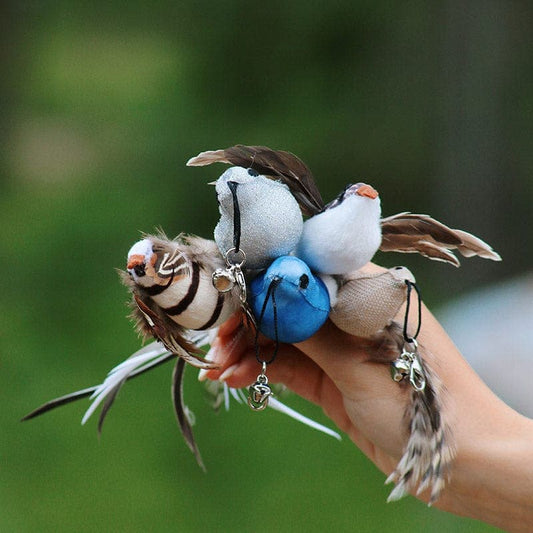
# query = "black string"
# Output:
<box><xmin>254</xmin><ymin>278</ymin><xmax>281</xmax><ymax>366</ymax></box>
<box><xmin>403</xmin><ymin>280</ymin><xmax>422</xmax><ymax>343</ymax></box>
<box><xmin>227</xmin><ymin>181</ymin><xmax>241</xmax><ymax>253</ymax></box>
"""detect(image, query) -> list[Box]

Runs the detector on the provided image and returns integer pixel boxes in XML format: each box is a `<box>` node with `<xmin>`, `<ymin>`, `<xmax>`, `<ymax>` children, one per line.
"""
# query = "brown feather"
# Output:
<box><xmin>187</xmin><ymin>145</ymin><xmax>324</xmax><ymax>217</ymax></box>
<box><xmin>172</xmin><ymin>358</ymin><xmax>205</xmax><ymax>470</ymax></box>
<box><xmin>379</xmin><ymin>236</ymin><xmax>461</xmax><ymax>266</ymax></box>
<box><xmin>120</xmin><ymin>271</ymin><xmax>219</xmax><ymax>370</ymax></box>
<box><xmin>380</xmin><ymin>213</ymin><xmax>501</xmax><ymax>265</ymax></box>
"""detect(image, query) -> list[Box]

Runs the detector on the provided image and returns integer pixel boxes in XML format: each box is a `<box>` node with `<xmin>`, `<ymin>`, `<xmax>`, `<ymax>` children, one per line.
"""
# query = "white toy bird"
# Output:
<box><xmin>296</xmin><ymin>182</ymin><xmax>382</xmax><ymax>275</ymax></box>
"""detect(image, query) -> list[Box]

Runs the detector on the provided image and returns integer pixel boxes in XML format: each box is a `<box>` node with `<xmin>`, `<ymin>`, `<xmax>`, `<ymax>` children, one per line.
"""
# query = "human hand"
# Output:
<box><xmin>201</xmin><ymin>296</ymin><xmax>533</xmax><ymax>532</ymax></box>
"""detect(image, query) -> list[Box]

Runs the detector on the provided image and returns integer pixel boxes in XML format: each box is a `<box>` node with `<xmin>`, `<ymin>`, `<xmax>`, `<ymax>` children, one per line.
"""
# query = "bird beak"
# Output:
<box><xmin>356</xmin><ymin>184</ymin><xmax>379</xmax><ymax>199</ymax></box>
<box><xmin>127</xmin><ymin>255</ymin><xmax>145</xmax><ymax>270</ymax></box>
<box><xmin>207</xmin><ymin>181</ymin><xmax>217</xmax><ymax>186</ymax></box>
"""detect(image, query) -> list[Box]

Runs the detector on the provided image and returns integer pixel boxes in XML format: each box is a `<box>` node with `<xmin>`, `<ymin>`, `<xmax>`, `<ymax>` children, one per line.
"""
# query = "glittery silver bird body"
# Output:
<box><xmin>212</xmin><ymin>166</ymin><xmax>304</xmax><ymax>269</ymax></box>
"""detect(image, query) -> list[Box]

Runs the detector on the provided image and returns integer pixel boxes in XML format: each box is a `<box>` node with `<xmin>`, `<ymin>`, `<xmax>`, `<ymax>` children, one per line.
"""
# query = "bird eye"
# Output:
<box><xmin>247</xmin><ymin>168</ymin><xmax>259</xmax><ymax>177</ymax></box>
<box><xmin>133</xmin><ymin>264</ymin><xmax>146</xmax><ymax>277</ymax></box>
<box><xmin>299</xmin><ymin>274</ymin><xmax>309</xmax><ymax>289</ymax></box>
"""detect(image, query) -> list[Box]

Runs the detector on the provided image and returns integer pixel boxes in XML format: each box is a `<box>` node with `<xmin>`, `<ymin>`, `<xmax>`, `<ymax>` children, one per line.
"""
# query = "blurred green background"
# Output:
<box><xmin>2</xmin><ymin>1</ymin><xmax>531</xmax><ymax>531</ymax></box>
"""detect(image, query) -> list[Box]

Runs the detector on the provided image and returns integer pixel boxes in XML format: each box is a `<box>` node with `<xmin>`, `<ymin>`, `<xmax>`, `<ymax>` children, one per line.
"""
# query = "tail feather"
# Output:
<box><xmin>386</xmin><ymin>350</ymin><xmax>455</xmax><ymax>505</ymax></box>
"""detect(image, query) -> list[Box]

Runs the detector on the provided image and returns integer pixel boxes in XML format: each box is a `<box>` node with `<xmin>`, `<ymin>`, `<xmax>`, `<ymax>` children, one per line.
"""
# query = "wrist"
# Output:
<box><xmin>435</xmin><ymin>406</ymin><xmax>533</xmax><ymax>531</ymax></box>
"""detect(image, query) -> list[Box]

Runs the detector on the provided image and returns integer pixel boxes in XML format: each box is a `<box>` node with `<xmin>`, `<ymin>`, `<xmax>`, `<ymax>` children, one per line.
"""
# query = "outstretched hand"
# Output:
<box><xmin>205</xmin><ymin>313</ymin><xmax>409</xmax><ymax>478</ymax></box>
<box><xmin>201</xmin><ymin>295</ymin><xmax>533</xmax><ymax>531</ymax></box>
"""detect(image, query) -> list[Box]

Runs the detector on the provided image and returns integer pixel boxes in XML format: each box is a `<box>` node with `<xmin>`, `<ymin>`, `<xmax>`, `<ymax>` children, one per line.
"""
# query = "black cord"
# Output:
<box><xmin>227</xmin><ymin>181</ymin><xmax>241</xmax><ymax>253</ymax></box>
<box><xmin>403</xmin><ymin>280</ymin><xmax>422</xmax><ymax>343</ymax></box>
<box><xmin>254</xmin><ymin>278</ymin><xmax>281</xmax><ymax>366</ymax></box>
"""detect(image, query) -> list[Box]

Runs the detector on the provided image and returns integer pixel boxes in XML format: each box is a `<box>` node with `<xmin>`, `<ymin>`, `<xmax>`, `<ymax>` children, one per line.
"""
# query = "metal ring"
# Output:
<box><xmin>225</xmin><ymin>247</ymin><xmax>246</xmax><ymax>267</ymax></box>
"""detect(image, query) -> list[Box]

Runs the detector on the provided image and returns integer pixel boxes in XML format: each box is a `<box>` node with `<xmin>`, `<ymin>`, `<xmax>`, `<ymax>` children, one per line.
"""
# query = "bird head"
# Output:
<box><xmin>126</xmin><ymin>239</ymin><xmax>159</xmax><ymax>288</ymax></box>
<box><xmin>126</xmin><ymin>238</ymin><xmax>184</xmax><ymax>290</ymax></box>
<box><xmin>326</xmin><ymin>182</ymin><xmax>379</xmax><ymax>209</ymax></box>
<box><xmin>249</xmin><ymin>256</ymin><xmax>330</xmax><ymax>344</ymax></box>
<box><xmin>264</xmin><ymin>256</ymin><xmax>314</xmax><ymax>294</ymax></box>
<box><xmin>212</xmin><ymin>166</ymin><xmax>260</xmax><ymax>199</ymax></box>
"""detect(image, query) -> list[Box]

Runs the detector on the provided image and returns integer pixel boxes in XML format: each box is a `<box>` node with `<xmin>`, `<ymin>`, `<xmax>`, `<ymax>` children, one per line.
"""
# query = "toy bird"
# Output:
<box><xmin>330</xmin><ymin>266</ymin><xmax>415</xmax><ymax>339</ymax></box>
<box><xmin>124</xmin><ymin>233</ymin><xmax>240</xmax><ymax>368</ymax></box>
<box><xmin>190</xmin><ymin>165</ymin><xmax>304</xmax><ymax>270</ymax></box>
<box><xmin>249</xmin><ymin>256</ymin><xmax>330</xmax><ymax>344</ymax></box>
<box><xmin>297</xmin><ymin>182</ymin><xmax>382</xmax><ymax>274</ymax></box>
<box><xmin>187</xmin><ymin>145</ymin><xmax>501</xmax><ymax>272</ymax></box>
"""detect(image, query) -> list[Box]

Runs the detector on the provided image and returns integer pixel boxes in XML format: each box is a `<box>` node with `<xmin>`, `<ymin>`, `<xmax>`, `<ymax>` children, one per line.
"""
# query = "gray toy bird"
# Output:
<box><xmin>188</xmin><ymin>163</ymin><xmax>304</xmax><ymax>270</ymax></box>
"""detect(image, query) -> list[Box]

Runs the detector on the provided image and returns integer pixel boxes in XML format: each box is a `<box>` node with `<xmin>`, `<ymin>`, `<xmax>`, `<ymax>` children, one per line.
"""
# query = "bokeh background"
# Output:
<box><xmin>2</xmin><ymin>1</ymin><xmax>531</xmax><ymax>531</ymax></box>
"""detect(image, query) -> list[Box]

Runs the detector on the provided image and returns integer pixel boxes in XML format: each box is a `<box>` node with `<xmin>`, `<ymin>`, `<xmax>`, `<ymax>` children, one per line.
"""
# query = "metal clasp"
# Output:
<box><xmin>247</xmin><ymin>362</ymin><xmax>273</xmax><ymax>411</ymax></box>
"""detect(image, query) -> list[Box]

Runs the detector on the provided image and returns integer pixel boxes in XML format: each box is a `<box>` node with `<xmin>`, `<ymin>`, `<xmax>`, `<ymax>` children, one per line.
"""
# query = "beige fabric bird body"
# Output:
<box><xmin>330</xmin><ymin>266</ymin><xmax>415</xmax><ymax>338</ymax></box>
<box><xmin>330</xmin><ymin>265</ymin><xmax>454</xmax><ymax>504</ymax></box>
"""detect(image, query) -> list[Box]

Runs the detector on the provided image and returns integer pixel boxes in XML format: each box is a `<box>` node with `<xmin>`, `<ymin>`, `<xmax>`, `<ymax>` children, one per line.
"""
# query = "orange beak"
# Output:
<box><xmin>356</xmin><ymin>184</ymin><xmax>379</xmax><ymax>199</ymax></box>
<box><xmin>127</xmin><ymin>255</ymin><xmax>145</xmax><ymax>270</ymax></box>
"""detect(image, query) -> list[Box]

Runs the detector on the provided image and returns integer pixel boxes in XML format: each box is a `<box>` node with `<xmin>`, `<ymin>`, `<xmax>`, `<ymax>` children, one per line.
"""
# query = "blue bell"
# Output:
<box><xmin>249</xmin><ymin>256</ymin><xmax>330</xmax><ymax>343</ymax></box>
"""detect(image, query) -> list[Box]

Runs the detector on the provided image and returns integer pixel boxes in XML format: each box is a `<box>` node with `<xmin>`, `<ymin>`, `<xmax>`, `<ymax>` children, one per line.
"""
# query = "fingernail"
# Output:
<box><xmin>218</xmin><ymin>364</ymin><xmax>239</xmax><ymax>382</ymax></box>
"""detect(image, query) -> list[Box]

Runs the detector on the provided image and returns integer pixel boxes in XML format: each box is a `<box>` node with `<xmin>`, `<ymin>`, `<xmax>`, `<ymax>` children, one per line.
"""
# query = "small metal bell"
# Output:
<box><xmin>390</xmin><ymin>358</ymin><xmax>411</xmax><ymax>382</ymax></box>
<box><xmin>212</xmin><ymin>268</ymin><xmax>236</xmax><ymax>292</ymax></box>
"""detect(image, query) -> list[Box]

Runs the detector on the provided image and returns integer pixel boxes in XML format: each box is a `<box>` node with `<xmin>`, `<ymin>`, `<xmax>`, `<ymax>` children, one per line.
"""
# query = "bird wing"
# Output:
<box><xmin>380</xmin><ymin>213</ymin><xmax>501</xmax><ymax>266</ymax></box>
<box><xmin>131</xmin><ymin>294</ymin><xmax>219</xmax><ymax>369</ymax></box>
<box><xmin>187</xmin><ymin>144</ymin><xmax>324</xmax><ymax>217</ymax></box>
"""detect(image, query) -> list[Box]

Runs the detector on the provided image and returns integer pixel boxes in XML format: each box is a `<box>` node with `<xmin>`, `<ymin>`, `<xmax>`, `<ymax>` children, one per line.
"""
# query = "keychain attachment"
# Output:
<box><xmin>247</xmin><ymin>362</ymin><xmax>273</xmax><ymax>411</ymax></box>
<box><xmin>390</xmin><ymin>280</ymin><xmax>427</xmax><ymax>392</ymax></box>
<box><xmin>212</xmin><ymin>247</ymin><xmax>247</xmax><ymax>303</ymax></box>
<box><xmin>390</xmin><ymin>339</ymin><xmax>426</xmax><ymax>392</ymax></box>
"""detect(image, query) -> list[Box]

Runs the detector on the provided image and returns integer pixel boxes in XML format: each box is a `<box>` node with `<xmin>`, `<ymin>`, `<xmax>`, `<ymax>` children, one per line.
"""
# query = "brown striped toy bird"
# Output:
<box><xmin>23</xmin><ymin>233</ymin><xmax>242</xmax><ymax>468</ymax></box>
<box><xmin>123</xmin><ymin>233</ymin><xmax>241</xmax><ymax>368</ymax></box>
<box><xmin>187</xmin><ymin>144</ymin><xmax>501</xmax><ymax>503</ymax></box>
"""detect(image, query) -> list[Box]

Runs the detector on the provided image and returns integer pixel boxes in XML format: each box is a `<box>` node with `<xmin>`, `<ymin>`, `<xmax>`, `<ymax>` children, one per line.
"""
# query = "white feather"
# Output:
<box><xmin>81</xmin><ymin>342</ymin><xmax>168</xmax><ymax>424</ymax></box>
